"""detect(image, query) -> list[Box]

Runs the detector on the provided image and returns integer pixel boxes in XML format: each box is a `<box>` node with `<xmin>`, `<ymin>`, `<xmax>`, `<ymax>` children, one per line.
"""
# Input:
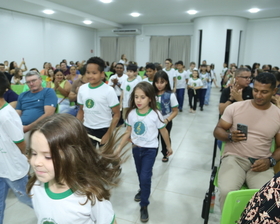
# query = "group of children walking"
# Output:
<box><xmin>0</xmin><ymin>56</ymin><xmax>214</xmax><ymax>224</ymax></box>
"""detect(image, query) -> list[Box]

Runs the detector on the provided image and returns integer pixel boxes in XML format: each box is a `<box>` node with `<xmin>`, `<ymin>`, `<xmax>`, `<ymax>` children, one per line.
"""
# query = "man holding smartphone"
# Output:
<box><xmin>214</xmin><ymin>73</ymin><xmax>280</xmax><ymax>210</ymax></box>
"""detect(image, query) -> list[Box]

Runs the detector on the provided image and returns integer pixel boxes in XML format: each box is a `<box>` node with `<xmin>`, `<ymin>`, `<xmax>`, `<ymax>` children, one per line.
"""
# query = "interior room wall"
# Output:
<box><xmin>0</xmin><ymin>9</ymin><xmax>96</xmax><ymax>71</ymax></box>
<box><xmin>243</xmin><ymin>18</ymin><xmax>280</xmax><ymax>68</ymax></box>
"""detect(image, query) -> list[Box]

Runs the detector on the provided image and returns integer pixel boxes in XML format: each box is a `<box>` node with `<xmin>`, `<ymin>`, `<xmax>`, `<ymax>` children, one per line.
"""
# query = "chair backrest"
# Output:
<box><xmin>11</xmin><ymin>85</ymin><xmax>24</xmax><ymax>95</ymax></box>
<box><xmin>220</xmin><ymin>189</ymin><xmax>258</xmax><ymax>224</ymax></box>
<box><xmin>138</xmin><ymin>71</ymin><xmax>145</xmax><ymax>78</ymax></box>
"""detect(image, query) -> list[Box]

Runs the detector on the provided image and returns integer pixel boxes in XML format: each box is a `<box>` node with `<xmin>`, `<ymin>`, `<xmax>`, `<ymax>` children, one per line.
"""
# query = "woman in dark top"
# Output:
<box><xmin>1</xmin><ymin>73</ymin><xmax>18</xmax><ymax>108</ymax></box>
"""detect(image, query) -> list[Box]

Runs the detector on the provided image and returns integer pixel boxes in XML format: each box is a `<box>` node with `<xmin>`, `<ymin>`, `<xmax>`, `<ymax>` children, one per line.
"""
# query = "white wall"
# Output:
<box><xmin>0</xmin><ymin>9</ymin><xmax>97</xmax><ymax>71</ymax></box>
<box><xmin>97</xmin><ymin>23</ymin><xmax>194</xmax><ymax>67</ymax></box>
<box><xmin>193</xmin><ymin>16</ymin><xmax>248</xmax><ymax>83</ymax></box>
<box><xmin>243</xmin><ymin>18</ymin><xmax>280</xmax><ymax>68</ymax></box>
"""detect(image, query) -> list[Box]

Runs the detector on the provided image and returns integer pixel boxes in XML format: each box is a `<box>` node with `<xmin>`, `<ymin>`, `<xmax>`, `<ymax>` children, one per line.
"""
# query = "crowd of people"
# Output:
<box><xmin>1</xmin><ymin>56</ymin><xmax>280</xmax><ymax>223</ymax></box>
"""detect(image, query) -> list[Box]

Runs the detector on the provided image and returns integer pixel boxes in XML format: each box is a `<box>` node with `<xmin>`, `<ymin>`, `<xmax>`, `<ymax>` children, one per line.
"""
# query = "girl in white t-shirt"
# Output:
<box><xmin>116</xmin><ymin>82</ymin><xmax>173</xmax><ymax>222</ymax></box>
<box><xmin>153</xmin><ymin>70</ymin><xmax>178</xmax><ymax>162</ymax></box>
<box><xmin>188</xmin><ymin>69</ymin><xmax>203</xmax><ymax>113</ymax></box>
<box><xmin>11</xmin><ymin>68</ymin><xmax>26</xmax><ymax>85</ymax></box>
<box><xmin>27</xmin><ymin>113</ymin><xmax>121</xmax><ymax>224</ymax></box>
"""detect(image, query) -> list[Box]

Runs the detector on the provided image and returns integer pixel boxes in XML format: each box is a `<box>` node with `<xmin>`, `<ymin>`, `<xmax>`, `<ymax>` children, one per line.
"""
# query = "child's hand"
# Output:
<box><xmin>166</xmin><ymin>147</ymin><xmax>173</xmax><ymax>157</ymax></box>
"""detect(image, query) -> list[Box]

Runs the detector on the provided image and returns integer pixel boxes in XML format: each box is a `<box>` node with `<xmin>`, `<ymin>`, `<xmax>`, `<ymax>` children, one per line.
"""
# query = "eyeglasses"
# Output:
<box><xmin>238</xmin><ymin>76</ymin><xmax>252</xmax><ymax>80</ymax></box>
<box><xmin>26</xmin><ymin>79</ymin><xmax>38</xmax><ymax>84</ymax></box>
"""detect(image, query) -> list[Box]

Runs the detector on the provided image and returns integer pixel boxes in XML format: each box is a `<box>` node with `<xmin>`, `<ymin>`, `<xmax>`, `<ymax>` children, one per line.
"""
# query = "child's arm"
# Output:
<box><xmin>101</xmin><ymin>105</ymin><xmax>120</xmax><ymax>144</ymax></box>
<box><xmin>15</xmin><ymin>140</ymin><xmax>26</xmax><ymax>154</ymax></box>
<box><xmin>120</xmin><ymin>90</ymin><xmax>123</xmax><ymax>110</ymax></box>
<box><xmin>173</xmin><ymin>77</ymin><xmax>177</xmax><ymax>92</ymax></box>
<box><xmin>159</xmin><ymin>127</ymin><xmax>173</xmax><ymax>156</ymax></box>
<box><xmin>165</xmin><ymin>107</ymin><xmax>178</xmax><ymax>124</ymax></box>
<box><xmin>115</xmin><ymin>126</ymin><xmax>132</xmax><ymax>155</ymax></box>
<box><xmin>76</xmin><ymin>105</ymin><xmax>84</xmax><ymax>121</ymax></box>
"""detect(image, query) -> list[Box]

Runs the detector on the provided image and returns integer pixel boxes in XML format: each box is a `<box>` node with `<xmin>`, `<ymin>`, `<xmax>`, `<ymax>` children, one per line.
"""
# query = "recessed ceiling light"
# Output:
<box><xmin>248</xmin><ymin>8</ymin><xmax>260</xmax><ymax>13</ymax></box>
<box><xmin>130</xmin><ymin>12</ymin><xmax>140</xmax><ymax>17</ymax></box>
<box><xmin>100</xmin><ymin>0</ymin><xmax>112</xmax><ymax>3</ymax></box>
<box><xmin>43</xmin><ymin>9</ymin><xmax>55</xmax><ymax>15</ymax></box>
<box><xmin>83</xmin><ymin>20</ymin><xmax>92</xmax><ymax>25</ymax></box>
<box><xmin>187</xmin><ymin>10</ymin><xmax>198</xmax><ymax>15</ymax></box>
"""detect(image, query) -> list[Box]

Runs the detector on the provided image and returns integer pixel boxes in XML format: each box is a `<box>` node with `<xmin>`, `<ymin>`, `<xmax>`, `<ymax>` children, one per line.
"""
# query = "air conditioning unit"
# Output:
<box><xmin>112</xmin><ymin>29</ymin><xmax>141</xmax><ymax>35</ymax></box>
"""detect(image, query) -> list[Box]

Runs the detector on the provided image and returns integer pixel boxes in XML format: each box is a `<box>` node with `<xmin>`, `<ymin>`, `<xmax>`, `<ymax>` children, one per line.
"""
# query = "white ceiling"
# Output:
<box><xmin>0</xmin><ymin>0</ymin><xmax>280</xmax><ymax>29</ymax></box>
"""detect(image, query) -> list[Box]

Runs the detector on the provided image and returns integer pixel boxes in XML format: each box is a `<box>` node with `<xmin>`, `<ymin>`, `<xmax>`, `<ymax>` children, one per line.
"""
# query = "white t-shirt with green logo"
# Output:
<box><xmin>175</xmin><ymin>70</ymin><xmax>188</xmax><ymax>89</ymax></box>
<box><xmin>120</xmin><ymin>78</ymin><xmax>139</xmax><ymax>108</ymax></box>
<box><xmin>142</xmin><ymin>78</ymin><xmax>153</xmax><ymax>85</ymax></box>
<box><xmin>199</xmin><ymin>72</ymin><xmax>210</xmax><ymax>89</ymax></box>
<box><xmin>163</xmin><ymin>68</ymin><xmax>176</xmax><ymax>90</ymax></box>
<box><xmin>188</xmin><ymin>78</ymin><xmax>203</xmax><ymax>89</ymax></box>
<box><xmin>0</xmin><ymin>102</ymin><xmax>29</xmax><ymax>181</ymax></box>
<box><xmin>31</xmin><ymin>181</ymin><xmax>115</xmax><ymax>224</ymax></box>
<box><xmin>77</xmin><ymin>82</ymin><xmax>119</xmax><ymax>129</ymax></box>
<box><xmin>125</xmin><ymin>109</ymin><xmax>165</xmax><ymax>148</ymax></box>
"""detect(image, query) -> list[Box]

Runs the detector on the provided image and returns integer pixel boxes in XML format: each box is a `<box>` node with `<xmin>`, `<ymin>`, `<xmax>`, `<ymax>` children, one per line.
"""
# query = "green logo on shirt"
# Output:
<box><xmin>194</xmin><ymin>83</ymin><xmax>197</xmax><ymax>87</ymax></box>
<box><xmin>41</xmin><ymin>218</ymin><xmax>58</xmax><ymax>224</ymax></box>
<box><xmin>85</xmin><ymin>99</ymin><xmax>94</xmax><ymax>109</ymax></box>
<box><xmin>134</xmin><ymin>122</ymin><xmax>146</xmax><ymax>135</ymax></box>
<box><xmin>177</xmin><ymin>76</ymin><xmax>182</xmax><ymax>80</ymax></box>
<box><xmin>126</xmin><ymin>85</ymin><xmax>131</xmax><ymax>91</ymax></box>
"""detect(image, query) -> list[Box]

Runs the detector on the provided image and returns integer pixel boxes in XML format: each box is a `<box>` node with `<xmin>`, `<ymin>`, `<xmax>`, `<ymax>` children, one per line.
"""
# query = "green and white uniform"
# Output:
<box><xmin>31</xmin><ymin>181</ymin><xmax>115</xmax><ymax>224</ymax></box>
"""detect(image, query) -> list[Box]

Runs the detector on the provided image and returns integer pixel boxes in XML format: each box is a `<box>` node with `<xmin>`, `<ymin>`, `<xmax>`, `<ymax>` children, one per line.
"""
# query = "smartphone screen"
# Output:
<box><xmin>237</xmin><ymin>123</ymin><xmax>248</xmax><ymax>140</ymax></box>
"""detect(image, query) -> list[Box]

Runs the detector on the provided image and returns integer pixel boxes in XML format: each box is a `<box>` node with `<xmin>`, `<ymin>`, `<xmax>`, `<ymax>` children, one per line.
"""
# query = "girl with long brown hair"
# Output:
<box><xmin>27</xmin><ymin>113</ymin><xmax>123</xmax><ymax>224</ymax></box>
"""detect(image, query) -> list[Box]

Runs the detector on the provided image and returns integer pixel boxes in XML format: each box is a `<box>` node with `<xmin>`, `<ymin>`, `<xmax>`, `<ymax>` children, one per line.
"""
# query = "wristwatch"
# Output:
<box><xmin>268</xmin><ymin>157</ymin><xmax>277</xmax><ymax>167</ymax></box>
<box><xmin>228</xmin><ymin>132</ymin><xmax>233</xmax><ymax>142</ymax></box>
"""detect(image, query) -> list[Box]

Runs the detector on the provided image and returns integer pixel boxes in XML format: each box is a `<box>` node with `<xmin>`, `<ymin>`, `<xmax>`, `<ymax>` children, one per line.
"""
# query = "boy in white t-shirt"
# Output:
<box><xmin>77</xmin><ymin>57</ymin><xmax>120</xmax><ymax>146</ymax></box>
<box><xmin>163</xmin><ymin>58</ymin><xmax>176</xmax><ymax>92</ymax></box>
<box><xmin>120</xmin><ymin>64</ymin><xmax>139</xmax><ymax>119</ymax></box>
<box><xmin>108</xmin><ymin>63</ymin><xmax>128</xmax><ymax>125</ymax></box>
<box><xmin>143</xmin><ymin>63</ymin><xmax>156</xmax><ymax>85</ymax></box>
<box><xmin>175</xmin><ymin>61</ymin><xmax>188</xmax><ymax>112</ymax></box>
<box><xmin>0</xmin><ymin>73</ymin><xmax>32</xmax><ymax>223</ymax></box>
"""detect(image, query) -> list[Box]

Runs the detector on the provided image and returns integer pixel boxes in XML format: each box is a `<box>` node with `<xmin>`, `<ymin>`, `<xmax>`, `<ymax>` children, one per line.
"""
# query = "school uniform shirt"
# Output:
<box><xmin>199</xmin><ymin>72</ymin><xmax>210</xmax><ymax>89</ymax></box>
<box><xmin>120</xmin><ymin>78</ymin><xmax>139</xmax><ymax>108</ymax></box>
<box><xmin>0</xmin><ymin>102</ymin><xmax>29</xmax><ymax>181</ymax></box>
<box><xmin>163</xmin><ymin>68</ymin><xmax>176</xmax><ymax>90</ymax></box>
<box><xmin>188</xmin><ymin>78</ymin><xmax>203</xmax><ymax>87</ymax></box>
<box><xmin>125</xmin><ymin>108</ymin><xmax>165</xmax><ymax>148</ymax></box>
<box><xmin>142</xmin><ymin>78</ymin><xmax>153</xmax><ymax>85</ymax></box>
<box><xmin>156</xmin><ymin>93</ymin><xmax>178</xmax><ymax>120</ymax></box>
<box><xmin>136</xmin><ymin>75</ymin><xmax>142</xmax><ymax>82</ymax></box>
<box><xmin>77</xmin><ymin>82</ymin><xmax>119</xmax><ymax>129</ymax></box>
<box><xmin>175</xmin><ymin>70</ymin><xmax>188</xmax><ymax>89</ymax></box>
<box><xmin>31</xmin><ymin>181</ymin><xmax>115</xmax><ymax>224</ymax></box>
<box><xmin>11</xmin><ymin>76</ymin><xmax>26</xmax><ymax>84</ymax></box>
<box><xmin>108</xmin><ymin>74</ymin><xmax>128</xmax><ymax>96</ymax></box>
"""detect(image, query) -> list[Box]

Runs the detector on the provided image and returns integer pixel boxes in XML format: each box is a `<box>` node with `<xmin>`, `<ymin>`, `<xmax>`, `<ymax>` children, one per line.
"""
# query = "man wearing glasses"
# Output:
<box><xmin>219</xmin><ymin>68</ymin><xmax>253</xmax><ymax>115</ymax></box>
<box><xmin>16</xmin><ymin>71</ymin><xmax>57</xmax><ymax>133</ymax></box>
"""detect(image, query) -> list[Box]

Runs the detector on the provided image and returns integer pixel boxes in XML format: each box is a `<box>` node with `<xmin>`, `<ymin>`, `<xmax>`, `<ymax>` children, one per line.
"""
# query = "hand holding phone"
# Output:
<box><xmin>237</xmin><ymin>123</ymin><xmax>248</xmax><ymax>140</ymax></box>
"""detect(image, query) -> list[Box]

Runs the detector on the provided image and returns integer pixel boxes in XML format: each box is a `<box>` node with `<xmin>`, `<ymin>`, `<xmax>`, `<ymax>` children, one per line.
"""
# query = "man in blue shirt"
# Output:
<box><xmin>16</xmin><ymin>71</ymin><xmax>57</xmax><ymax>133</ymax></box>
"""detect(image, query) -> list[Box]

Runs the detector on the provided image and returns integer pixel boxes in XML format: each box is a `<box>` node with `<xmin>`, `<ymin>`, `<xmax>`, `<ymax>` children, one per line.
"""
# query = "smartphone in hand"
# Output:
<box><xmin>237</xmin><ymin>123</ymin><xmax>248</xmax><ymax>140</ymax></box>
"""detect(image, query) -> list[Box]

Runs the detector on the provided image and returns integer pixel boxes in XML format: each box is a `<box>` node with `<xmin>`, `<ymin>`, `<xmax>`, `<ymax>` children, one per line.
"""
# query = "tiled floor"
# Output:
<box><xmin>4</xmin><ymin>87</ymin><xmax>222</xmax><ymax>224</ymax></box>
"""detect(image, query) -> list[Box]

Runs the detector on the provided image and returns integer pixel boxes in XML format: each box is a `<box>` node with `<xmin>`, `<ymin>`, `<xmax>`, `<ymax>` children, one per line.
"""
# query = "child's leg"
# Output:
<box><xmin>193</xmin><ymin>92</ymin><xmax>198</xmax><ymax>111</ymax></box>
<box><xmin>176</xmin><ymin>89</ymin><xmax>184</xmax><ymax>111</ymax></box>
<box><xmin>204</xmin><ymin>82</ymin><xmax>211</xmax><ymax>105</ymax></box>
<box><xmin>160</xmin><ymin>121</ymin><xmax>172</xmax><ymax>159</ymax></box>
<box><xmin>5</xmin><ymin>175</ymin><xmax>33</xmax><ymax>208</ymax></box>
<box><xmin>133</xmin><ymin>147</ymin><xmax>157</xmax><ymax>207</ymax></box>
<box><xmin>0</xmin><ymin>178</ymin><xmax>9</xmax><ymax>222</ymax></box>
<box><xmin>199</xmin><ymin>89</ymin><xmax>207</xmax><ymax>108</ymax></box>
<box><xmin>188</xmin><ymin>89</ymin><xmax>193</xmax><ymax>109</ymax></box>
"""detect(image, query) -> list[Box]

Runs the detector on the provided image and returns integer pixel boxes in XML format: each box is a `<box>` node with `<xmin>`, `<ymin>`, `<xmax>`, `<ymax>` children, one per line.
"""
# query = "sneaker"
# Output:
<box><xmin>140</xmin><ymin>206</ymin><xmax>149</xmax><ymax>222</ymax></box>
<box><xmin>179</xmin><ymin>109</ymin><xmax>183</xmax><ymax>112</ymax></box>
<box><xmin>200</xmin><ymin>107</ymin><xmax>203</xmax><ymax>111</ymax></box>
<box><xmin>189</xmin><ymin>109</ymin><xmax>193</xmax><ymax>113</ymax></box>
<box><xmin>134</xmin><ymin>190</ymin><xmax>141</xmax><ymax>202</ymax></box>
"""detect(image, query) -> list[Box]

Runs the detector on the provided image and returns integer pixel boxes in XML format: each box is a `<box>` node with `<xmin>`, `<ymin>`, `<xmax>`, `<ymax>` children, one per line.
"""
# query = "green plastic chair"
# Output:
<box><xmin>11</xmin><ymin>85</ymin><xmax>24</xmax><ymax>95</ymax></box>
<box><xmin>220</xmin><ymin>189</ymin><xmax>258</xmax><ymax>224</ymax></box>
<box><xmin>105</xmin><ymin>72</ymin><xmax>113</xmax><ymax>81</ymax></box>
<box><xmin>138</xmin><ymin>71</ymin><xmax>145</xmax><ymax>78</ymax></box>
<box><xmin>41</xmin><ymin>75</ymin><xmax>47</xmax><ymax>81</ymax></box>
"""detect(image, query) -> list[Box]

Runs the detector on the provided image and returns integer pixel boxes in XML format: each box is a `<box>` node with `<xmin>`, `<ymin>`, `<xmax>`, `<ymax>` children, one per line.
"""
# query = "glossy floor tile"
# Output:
<box><xmin>3</xmin><ymin>87</ymin><xmax>222</xmax><ymax>224</ymax></box>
